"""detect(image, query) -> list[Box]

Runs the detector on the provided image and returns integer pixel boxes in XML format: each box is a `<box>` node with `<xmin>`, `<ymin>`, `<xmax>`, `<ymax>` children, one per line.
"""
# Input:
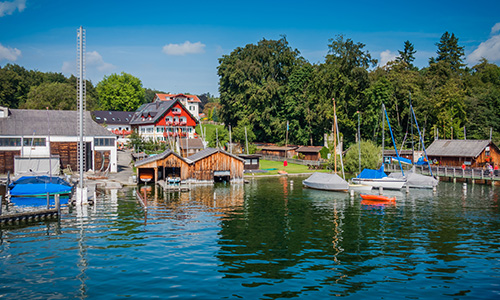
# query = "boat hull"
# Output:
<box><xmin>302</xmin><ymin>172</ymin><xmax>349</xmax><ymax>192</ymax></box>
<box><xmin>360</xmin><ymin>194</ymin><xmax>396</xmax><ymax>201</ymax></box>
<box><xmin>351</xmin><ymin>177</ymin><xmax>406</xmax><ymax>190</ymax></box>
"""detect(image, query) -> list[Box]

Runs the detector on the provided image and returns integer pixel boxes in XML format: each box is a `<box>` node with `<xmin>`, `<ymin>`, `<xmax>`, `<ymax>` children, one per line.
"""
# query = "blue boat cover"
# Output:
<box><xmin>357</xmin><ymin>166</ymin><xmax>387</xmax><ymax>179</ymax></box>
<box><xmin>9</xmin><ymin>176</ymin><xmax>72</xmax><ymax>196</ymax></box>
<box><xmin>391</xmin><ymin>156</ymin><xmax>412</xmax><ymax>165</ymax></box>
<box><xmin>415</xmin><ymin>157</ymin><xmax>428</xmax><ymax>165</ymax></box>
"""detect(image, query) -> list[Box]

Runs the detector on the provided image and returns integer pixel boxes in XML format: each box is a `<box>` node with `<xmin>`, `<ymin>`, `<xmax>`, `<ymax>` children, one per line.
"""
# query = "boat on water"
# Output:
<box><xmin>303</xmin><ymin>172</ymin><xmax>349</xmax><ymax>192</ymax></box>
<box><xmin>388</xmin><ymin>166</ymin><xmax>438</xmax><ymax>189</ymax></box>
<box><xmin>8</xmin><ymin>175</ymin><xmax>73</xmax><ymax>197</ymax></box>
<box><xmin>360</xmin><ymin>193</ymin><xmax>396</xmax><ymax>201</ymax></box>
<box><xmin>352</xmin><ymin>166</ymin><xmax>406</xmax><ymax>190</ymax></box>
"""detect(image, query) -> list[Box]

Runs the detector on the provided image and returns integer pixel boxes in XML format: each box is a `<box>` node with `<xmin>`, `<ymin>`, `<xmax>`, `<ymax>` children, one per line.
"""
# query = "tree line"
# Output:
<box><xmin>217</xmin><ymin>33</ymin><xmax>500</xmax><ymax>150</ymax></box>
<box><xmin>0</xmin><ymin>65</ymin><xmax>218</xmax><ymax>116</ymax></box>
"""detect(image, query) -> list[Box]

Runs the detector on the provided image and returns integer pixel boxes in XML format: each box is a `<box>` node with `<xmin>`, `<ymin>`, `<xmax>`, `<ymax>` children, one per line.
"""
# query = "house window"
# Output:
<box><xmin>0</xmin><ymin>138</ymin><xmax>22</xmax><ymax>146</ymax></box>
<box><xmin>141</xmin><ymin>128</ymin><xmax>146</xmax><ymax>133</ymax></box>
<box><xmin>23</xmin><ymin>138</ymin><xmax>46</xmax><ymax>147</ymax></box>
<box><xmin>94</xmin><ymin>138</ymin><xmax>115</xmax><ymax>146</ymax></box>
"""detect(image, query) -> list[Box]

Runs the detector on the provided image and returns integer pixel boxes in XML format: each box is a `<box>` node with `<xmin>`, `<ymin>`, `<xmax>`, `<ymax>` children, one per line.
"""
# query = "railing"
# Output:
<box><xmin>260</xmin><ymin>155</ymin><xmax>323</xmax><ymax>167</ymax></box>
<box><xmin>385</xmin><ymin>164</ymin><xmax>499</xmax><ymax>180</ymax></box>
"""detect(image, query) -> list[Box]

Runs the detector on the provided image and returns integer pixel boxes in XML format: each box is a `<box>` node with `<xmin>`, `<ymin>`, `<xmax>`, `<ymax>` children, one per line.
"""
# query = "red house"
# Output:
<box><xmin>129</xmin><ymin>99</ymin><xmax>199</xmax><ymax>142</ymax></box>
<box><xmin>153</xmin><ymin>93</ymin><xmax>201</xmax><ymax>120</ymax></box>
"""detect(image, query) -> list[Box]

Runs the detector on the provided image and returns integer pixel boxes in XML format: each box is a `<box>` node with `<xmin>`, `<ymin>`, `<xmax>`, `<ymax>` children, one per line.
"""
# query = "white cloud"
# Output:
<box><xmin>379</xmin><ymin>50</ymin><xmax>397</xmax><ymax>67</ymax></box>
<box><xmin>468</xmin><ymin>23</ymin><xmax>500</xmax><ymax>64</ymax></box>
<box><xmin>87</xmin><ymin>51</ymin><xmax>115</xmax><ymax>72</ymax></box>
<box><xmin>0</xmin><ymin>43</ymin><xmax>21</xmax><ymax>61</ymax></box>
<box><xmin>62</xmin><ymin>50</ymin><xmax>115</xmax><ymax>75</ymax></box>
<box><xmin>491</xmin><ymin>22</ymin><xmax>500</xmax><ymax>35</ymax></box>
<box><xmin>0</xmin><ymin>0</ymin><xmax>26</xmax><ymax>17</ymax></box>
<box><xmin>162</xmin><ymin>41</ymin><xmax>206</xmax><ymax>56</ymax></box>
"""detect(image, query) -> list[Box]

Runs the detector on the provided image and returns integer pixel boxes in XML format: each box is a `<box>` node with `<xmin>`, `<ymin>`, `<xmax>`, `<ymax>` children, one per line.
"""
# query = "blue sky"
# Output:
<box><xmin>1</xmin><ymin>0</ymin><xmax>500</xmax><ymax>97</ymax></box>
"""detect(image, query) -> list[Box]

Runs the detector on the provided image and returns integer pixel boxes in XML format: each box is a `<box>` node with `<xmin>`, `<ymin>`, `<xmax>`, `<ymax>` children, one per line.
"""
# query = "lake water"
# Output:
<box><xmin>1</xmin><ymin>176</ymin><xmax>499</xmax><ymax>299</ymax></box>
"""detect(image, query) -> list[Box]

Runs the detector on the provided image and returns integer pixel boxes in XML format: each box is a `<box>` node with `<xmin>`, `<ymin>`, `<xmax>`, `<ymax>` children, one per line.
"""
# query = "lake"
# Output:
<box><xmin>1</xmin><ymin>176</ymin><xmax>499</xmax><ymax>299</ymax></box>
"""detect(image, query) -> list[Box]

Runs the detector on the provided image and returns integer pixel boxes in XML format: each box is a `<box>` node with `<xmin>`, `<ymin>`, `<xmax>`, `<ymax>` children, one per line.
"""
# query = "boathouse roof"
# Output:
<box><xmin>134</xmin><ymin>149</ymin><xmax>185</xmax><ymax>167</ymax></box>
<box><xmin>0</xmin><ymin>108</ymin><xmax>114</xmax><ymax>137</ymax></box>
<box><xmin>296</xmin><ymin>146</ymin><xmax>323</xmax><ymax>153</ymax></box>
<box><xmin>426</xmin><ymin>139</ymin><xmax>494</xmax><ymax>158</ymax></box>
<box><xmin>186</xmin><ymin>147</ymin><xmax>245</xmax><ymax>164</ymax></box>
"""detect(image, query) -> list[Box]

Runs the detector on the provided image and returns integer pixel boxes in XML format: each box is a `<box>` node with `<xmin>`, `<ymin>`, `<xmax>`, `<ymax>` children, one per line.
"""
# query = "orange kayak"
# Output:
<box><xmin>360</xmin><ymin>194</ymin><xmax>396</xmax><ymax>201</ymax></box>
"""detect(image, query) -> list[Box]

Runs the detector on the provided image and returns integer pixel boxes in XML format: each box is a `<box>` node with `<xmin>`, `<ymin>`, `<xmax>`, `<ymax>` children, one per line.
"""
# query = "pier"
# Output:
<box><xmin>0</xmin><ymin>194</ymin><xmax>61</xmax><ymax>224</ymax></box>
<box><xmin>386</xmin><ymin>164</ymin><xmax>500</xmax><ymax>186</ymax></box>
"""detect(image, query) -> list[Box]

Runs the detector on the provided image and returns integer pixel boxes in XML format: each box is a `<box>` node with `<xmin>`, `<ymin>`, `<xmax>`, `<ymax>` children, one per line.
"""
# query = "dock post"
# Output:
<box><xmin>472</xmin><ymin>169</ymin><xmax>475</xmax><ymax>184</ymax></box>
<box><xmin>433</xmin><ymin>186</ymin><xmax>437</xmax><ymax>193</ymax></box>
<box><xmin>406</xmin><ymin>184</ymin><xmax>410</xmax><ymax>194</ymax></box>
<box><xmin>47</xmin><ymin>192</ymin><xmax>50</xmax><ymax>209</ymax></box>
<box><xmin>55</xmin><ymin>194</ymin><xmax>60</xmax><ymax>218</ymax></box>
<box><xmin>0</xmin><ymin>195</ymin><xmax>2</xmax><ymax>216</ymax></box>
<box><xmin>350</xmin><ymin>189</ymin><xmax>354</xmax><ymax>198</ymax></box>
<box><xmin>379</xmin><ymin>186</ymin><xmax>383</xmax><ymax>195</ymax></box>
<box><xmin>463</xmin><ymin>183</ymin><xmax>467</xmax><ymax>194</ymax></box>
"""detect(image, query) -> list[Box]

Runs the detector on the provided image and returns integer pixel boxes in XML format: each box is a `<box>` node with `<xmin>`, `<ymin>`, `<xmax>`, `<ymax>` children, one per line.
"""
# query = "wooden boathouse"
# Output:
<box><xmin>135</xmin><ymin>150</ymin><xmax>190</xmax><ymax>183</ymax></box>
<box><xmin>186</xmin><ymin>148</ymin><xmax>245</xmax><ymax>183</ymax></box>
<box><xmin>426</xmin><ymin>139</ymin><xmax>500</xmax><ymax>168</ymax></box>
<box><xmin>134</xmin><ymin>147</ymin><xmax>244</xmax><ymax>184</ymax></box>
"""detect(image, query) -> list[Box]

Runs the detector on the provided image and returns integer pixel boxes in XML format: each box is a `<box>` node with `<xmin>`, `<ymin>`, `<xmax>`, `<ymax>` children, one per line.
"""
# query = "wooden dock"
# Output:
<box><xmin>386</xmin><ymin>165</ymin><xmax>500</xmax><ymax>186</ymax></box>
<box><xmin>0</xmin><ymin>194</ymin><xmax>62</xmax><ymax>224</ymax></box>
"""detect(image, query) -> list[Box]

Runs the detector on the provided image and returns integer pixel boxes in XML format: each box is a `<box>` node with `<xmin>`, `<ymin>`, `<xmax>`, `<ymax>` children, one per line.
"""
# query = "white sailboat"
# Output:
<box><xmin>351</xmin><ymin>104</ymin><xmax>406</xmax><ymax>190</ymax></box>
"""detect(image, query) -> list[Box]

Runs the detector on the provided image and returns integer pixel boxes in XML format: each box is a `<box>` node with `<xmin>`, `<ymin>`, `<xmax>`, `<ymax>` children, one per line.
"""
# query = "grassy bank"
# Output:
<box><xmin>253</xmin><ymin>160</ymin><xmax>329</xmax><ymax>176</ymax></box>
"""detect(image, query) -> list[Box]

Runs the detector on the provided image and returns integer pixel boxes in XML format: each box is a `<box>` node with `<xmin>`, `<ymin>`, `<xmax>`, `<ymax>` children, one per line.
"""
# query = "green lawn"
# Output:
<box><xmin>254</xmin><ymin>160</ymin><xmax>329</xmax><ymax>176</ymax></box>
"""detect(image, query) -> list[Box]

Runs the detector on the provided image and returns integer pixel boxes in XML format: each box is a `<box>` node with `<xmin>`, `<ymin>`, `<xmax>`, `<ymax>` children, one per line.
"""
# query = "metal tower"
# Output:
<box><xmin>77</xmin><ymin>26</ymin><xmax>86</xmax><ymax>189</ymax></box>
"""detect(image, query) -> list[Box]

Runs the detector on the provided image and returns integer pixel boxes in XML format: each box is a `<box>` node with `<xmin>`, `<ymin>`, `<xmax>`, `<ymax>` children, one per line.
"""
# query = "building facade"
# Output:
<box><xmin>154</xmin><ymin>93</ymin><xmax>201</xmax><ymax>120</ymax></box>
<box><xmin>0</xmin><ymin>107</ymin><xmax>117</xmax><ymax>174</ymax></box>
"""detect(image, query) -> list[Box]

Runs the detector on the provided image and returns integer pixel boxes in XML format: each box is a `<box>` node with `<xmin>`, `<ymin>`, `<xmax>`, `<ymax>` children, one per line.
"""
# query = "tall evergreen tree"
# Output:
<box><xmin>396</xmin><ymin>40</ymin><xmax>416</xmax><ymax>69</ymax></box>
<box><xmin>435</xmin><ymin>32</ymin><xmax>465</xmax><ymax>71</ymax></box>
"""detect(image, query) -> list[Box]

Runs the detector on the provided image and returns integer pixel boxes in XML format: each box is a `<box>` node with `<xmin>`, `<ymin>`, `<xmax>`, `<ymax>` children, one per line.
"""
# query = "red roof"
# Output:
<box><xmin>155</xmin><ymin>93</ymin><xmax>201</xmax><ymax>103</ymax></box>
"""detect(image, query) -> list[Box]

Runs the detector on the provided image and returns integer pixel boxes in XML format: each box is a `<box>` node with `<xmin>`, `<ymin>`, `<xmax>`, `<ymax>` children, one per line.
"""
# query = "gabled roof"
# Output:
<box><xmin>180</xmin><ymin>138</ymin><xmax>205</xmax><ymax>150</ymax></box>
<box><xmin>426</xmin><ymin>139</ymin><xmax>494</xmax><ymax>158</ymax></box>
<box><xmin>92</xmin><ymin>111</ymin><xmax>134</xmax><ymax>125</ymax></box>
<box><xmin>129</xmin><ymin>100</ymin><xmax>177</xmax><ymax>125</ymax></box>
<box><xmin>135</xmin><ymin>149</ymin><xmax>185</xmax><ymax>167</ymax></box>
<box><xmin>186</xmin><ymin>147</ymin><xmax>244</xmax><ymax>164</ymax></box>
<box><xmin>296</xmin><ymin>146</ymin><xmax>323</xmax><ymax>153</ymax></box>
<box><xmin>155</xmin><ymin>93</ymin><xmax>201</xmax><ymax>103</ymax></box>
<box><xmin>0</xmin><ymin>109</ymin><xmax>114</xmax><ymax>137</ymax></box>
<box><xmin>258</xmin><ymin>145</ymin><xmax>297</xmax><ymax>151</ymax></box>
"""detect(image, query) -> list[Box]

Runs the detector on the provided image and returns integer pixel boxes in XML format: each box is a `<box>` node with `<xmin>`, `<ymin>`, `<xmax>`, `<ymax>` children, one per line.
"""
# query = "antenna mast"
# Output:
<box><xmin>77</xmin><ymin>26</ymin><xmax>86</xmax><ymax>189</ymax></box>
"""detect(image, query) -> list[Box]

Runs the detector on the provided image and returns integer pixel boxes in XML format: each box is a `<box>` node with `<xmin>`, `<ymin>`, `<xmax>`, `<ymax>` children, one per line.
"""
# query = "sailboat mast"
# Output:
<box><xmin>357</xmin><ymin>111</ymin><xmax>361</xmax><ymax>175</ymax></box>
<box><xmin>381</xmin><ymin>106</ymin><xmax>385</xmax><ymax>171</ymax></box>
<box><xmin>410</xmin><ymin>93</ymin><xmax>414</xmax><ymax>165</ymax></box>
<box><xmin>333</xmin><ymin>99</ymin><xmax>337</xmax><ymax>174</ymax></box>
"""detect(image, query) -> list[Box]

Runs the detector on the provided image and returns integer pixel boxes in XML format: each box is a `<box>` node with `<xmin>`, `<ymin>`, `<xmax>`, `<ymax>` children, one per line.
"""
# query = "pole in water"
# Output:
<box><xmin>55</xmin><ymin>194</ymin><xmax>60</xmax><ymax>218</ymax></box>
<box><xmin>47</xmin><ymin>192</ymin><xmax>50</xmax><ymax>209</ymax></box>
<box><xmin>350</xmin><ymin>189</ymin><xmax>354</xmax><ymax>198</ymax></box>
<box><xmin>379</xmin><ymin>186</ymin><xmax>383</xmax><ymax>195</ymax></box>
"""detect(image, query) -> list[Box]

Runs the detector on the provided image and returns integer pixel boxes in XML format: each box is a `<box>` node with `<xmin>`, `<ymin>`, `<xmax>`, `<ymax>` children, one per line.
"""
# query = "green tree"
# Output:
<box><xmin>343</xmin><ymin>140</ymin><xmax>381</xmax><ymax>174</ymax></box>
<box><xmin>232</xmin><ymin>117</ymin><xmax>256</xmax><ymax>144</ymax></box>
<box><xmin>396</xmin><ymin>40</ymin><xmax>416</xmax><ymax>70</ymax></box>
<box><xmin>96</xmin><ymin>72</ymin><xmax>145</xmax><ymax>111</ymax></box>
<box><xmin>217</xmin><ymin>36</ymin><xmax>304</xmax><ymax>142</ymax></box>
<box><xmin>207</xmin><ymin>126</ymin><xmax>229</xmax><ymax>149</ymax></box>
<box><xmin>22</xmin><ymin>82</ymin><xmax>77</xmax><ymax>110</ymax></box>
<box><xmin>434</xmin><ymin>32</ymin><xmax>465</xmax><ymax>72</ymax></box>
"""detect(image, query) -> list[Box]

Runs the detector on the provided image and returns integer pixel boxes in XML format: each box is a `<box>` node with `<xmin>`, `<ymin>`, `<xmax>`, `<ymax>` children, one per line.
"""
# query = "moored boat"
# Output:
<box><xmin>303</xmin><ymin>172</ymin><xmax>349</xmax><ymax>192</ymax></box>
<box><xmin>352</xmin><ymin>167</ymin><xmax>406</xmax><ymax>190</ymax></box>
<box><xmin>360</xmin><ymin>193</ymin><xmax>396</xmax><ymax>201</ymax></box>
<box><xmin>8</xmin><ymin>175</ymin><xmax>73</xmax><ymax>197</ymax></box>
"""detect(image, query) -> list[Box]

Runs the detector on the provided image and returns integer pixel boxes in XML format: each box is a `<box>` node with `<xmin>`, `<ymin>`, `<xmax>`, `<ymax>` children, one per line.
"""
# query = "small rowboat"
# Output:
<box><xmin>360</xmin><ymin>194</ymin><xmax>396</xmax><ymax>201</ymax></box>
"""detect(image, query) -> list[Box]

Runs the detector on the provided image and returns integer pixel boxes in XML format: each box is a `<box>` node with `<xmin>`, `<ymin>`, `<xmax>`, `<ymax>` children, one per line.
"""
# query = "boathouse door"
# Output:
<box><xmin>214</xmin><ymin>170</ymin><xmax>230</xmax><ymax>183</ymax></box>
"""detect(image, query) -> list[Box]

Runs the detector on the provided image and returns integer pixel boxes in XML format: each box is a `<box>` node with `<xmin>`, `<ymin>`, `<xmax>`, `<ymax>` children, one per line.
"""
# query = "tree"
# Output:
<box><xmin>434</xmin><ymin>32</ymin><xmax>465</xmax><ymax>72</ymax></box>
<box><xmin>217</xmin><ymin>36</ymin><xmax>304</xmax><ymax>142</ymax></box>
<box><xmin>96</xmin><ymin>72</ymin><xmax>145</xmax><ymax>111</ymax></box>
<box><xmin>144</xmin><ymin>88</ymin><xmax>166</xmax><ymax>104</ymax></box>
<box><xmin>22</xmin><ymin>82</ymin><xmax>77</xmax><ymax>110</ymax></box>
<box><xmin>342</xmin><ymin>140</ymin><xmax>381</xmax><ymax>174</ymax></box>
<box><xmin>207</xmin><ymin>126</ymin><xmax>229</xmax><ymax>149</ymax></box>
<box><xmin>232</xmin><ymin>117</ymin><xmax>256</xmax><ymax>144</ymax></box>
<box><xmin>396</xmin><ymin>40</ymin><xmax>416</xmax><ymax>69</ymax></box>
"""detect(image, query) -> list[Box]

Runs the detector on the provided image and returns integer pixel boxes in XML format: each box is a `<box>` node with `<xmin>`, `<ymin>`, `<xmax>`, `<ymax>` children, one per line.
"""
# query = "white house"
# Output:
<box><xmin>0</xmin><ymin>107</ymin><xmax>117</xmax><ymax>175</ymax></box>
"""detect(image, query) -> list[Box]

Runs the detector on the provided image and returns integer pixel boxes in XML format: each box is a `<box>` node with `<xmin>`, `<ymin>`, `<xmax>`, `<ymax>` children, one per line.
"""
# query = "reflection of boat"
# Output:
<box><xmin>8</xmin><ymin>175</ymin><xmax>73</xmax><ymax>197</ymax></box>
<box><xmin>360</xmin><ymin>193</ymin><xmax>396</xmax><ymax>201</ymax></box>
<box><xmin>9</xmin><ymin>195</ymin><xmax>70</xmax><ymax>207</ymax></box>
<box><xmin>361</xmin><ymin>199</ymin><xmax>396</xmax><ymax>207</ymax></box>
<box><xmin>303</xmin><ymin>172</ymin><xmax>349</xmax><ymax>192</ymax></box>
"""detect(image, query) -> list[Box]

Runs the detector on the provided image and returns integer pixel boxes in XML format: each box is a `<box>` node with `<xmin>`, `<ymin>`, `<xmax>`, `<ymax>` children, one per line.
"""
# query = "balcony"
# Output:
<box><xmin>172</xmin><ymin>111</ymin><xmax>181</xmax><ymax>115</ymax></box>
